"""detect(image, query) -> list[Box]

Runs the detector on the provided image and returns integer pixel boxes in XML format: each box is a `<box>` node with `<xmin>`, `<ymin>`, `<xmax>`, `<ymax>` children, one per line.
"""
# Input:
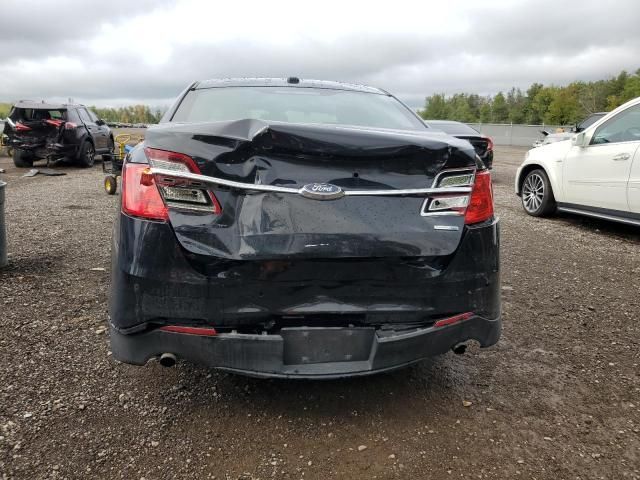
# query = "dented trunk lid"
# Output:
<box><xmin>144</xmin><ymin>119</ymin><xmax>479</xmax><ymax>260</ymax></box>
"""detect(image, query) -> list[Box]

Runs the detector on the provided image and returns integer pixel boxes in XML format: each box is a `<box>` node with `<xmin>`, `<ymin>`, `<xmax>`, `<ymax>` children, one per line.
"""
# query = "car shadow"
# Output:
<box><xmin>555</xmin><ymin>211</ymin><xmax>640</xmax><ymax>243</ymax></box>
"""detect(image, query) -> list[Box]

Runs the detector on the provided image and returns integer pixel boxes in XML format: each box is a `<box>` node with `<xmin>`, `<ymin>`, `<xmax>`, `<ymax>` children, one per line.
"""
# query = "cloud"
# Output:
<box><xmin>0</xmin><ymin>0</ymin><xmax>638</xmax><ymax>108</ymax></box>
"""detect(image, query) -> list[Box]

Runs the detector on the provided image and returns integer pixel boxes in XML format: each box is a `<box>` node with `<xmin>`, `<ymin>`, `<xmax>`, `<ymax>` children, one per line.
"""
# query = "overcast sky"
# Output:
<box><xmin>1</xmin><ymin>0</ymin><xmax>639</xmax><ymax>109</ymax></box>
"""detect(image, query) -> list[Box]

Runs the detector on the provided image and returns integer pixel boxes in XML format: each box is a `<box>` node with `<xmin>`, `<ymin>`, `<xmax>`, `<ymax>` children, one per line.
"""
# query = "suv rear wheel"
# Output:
<box><xmin>521</xmin><ymin>169</ymin><xmax>556</xmax><ymax>217</ymax></box>
<box><xmin>12</xmin><ymin>149</ymin><xmax>34</xmax><ymax>168</ymax></box>
<box><xmin>77</xmin><ymin>140</ymin><xmax>95</xmax><ymax>168</ymax></box>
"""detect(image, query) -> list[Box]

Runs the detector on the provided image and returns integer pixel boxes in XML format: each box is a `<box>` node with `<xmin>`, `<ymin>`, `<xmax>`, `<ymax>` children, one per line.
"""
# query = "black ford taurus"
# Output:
<box><xmin>109</xmin><ymin>78</ymin><xmax>501</xmax><ymax>378</ymax></box>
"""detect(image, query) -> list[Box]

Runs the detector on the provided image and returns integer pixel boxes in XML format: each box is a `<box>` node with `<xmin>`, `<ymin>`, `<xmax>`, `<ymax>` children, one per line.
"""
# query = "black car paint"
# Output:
<box><xmin>110</xmin><ymin>78</ymin><xmax>501</xmax><ymax>378</ymax></box>
<box><xmin>423</xmin><ymin>120</ymin><xmax>494</xmax><ymax>169</ymax></box>
<box><xmin>2</xmin><ymin>102</ymin><xmax>112</xmax><ymax>163</ymax></box>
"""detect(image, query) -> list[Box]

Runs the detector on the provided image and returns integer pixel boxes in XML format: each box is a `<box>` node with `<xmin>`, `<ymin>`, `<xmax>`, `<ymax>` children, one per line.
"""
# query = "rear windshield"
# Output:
<box><xmin>171</xmin><ymin>87</ymin><xmax>426</xmax><ymax>131</ymax></box>
<box><xmin>578</xmin><ymin>113</ymin><xmax>606</xmax><ymax>130</ymax></box>
<box><xmin>11</xmin><ymin>108</ymin><xmax>66</xmax><ymax>121</ymax></box>
<box><xmin>426</xmin><ymin>122</ymin><xmax>479</xmax><ymax>135</ymax></box>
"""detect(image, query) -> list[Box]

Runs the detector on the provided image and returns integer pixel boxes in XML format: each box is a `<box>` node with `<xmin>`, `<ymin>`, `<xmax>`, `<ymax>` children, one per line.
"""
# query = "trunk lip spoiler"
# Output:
<box><xmin>150</xmin><ymin>167</ymin><xmax>473</xmax><ymax>198</ymax></box>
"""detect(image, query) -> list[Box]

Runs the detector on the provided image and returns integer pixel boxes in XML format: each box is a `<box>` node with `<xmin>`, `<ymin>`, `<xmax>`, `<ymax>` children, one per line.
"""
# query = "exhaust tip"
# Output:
<box><xmin>452</xmin><ymin>343</ymin><xmax>467</xmax><ymax>355</ymax></box>
<box><xmin>159</xmin><ymin>353</ymin><xmax>177</xmax><ymax>367</ymax></box>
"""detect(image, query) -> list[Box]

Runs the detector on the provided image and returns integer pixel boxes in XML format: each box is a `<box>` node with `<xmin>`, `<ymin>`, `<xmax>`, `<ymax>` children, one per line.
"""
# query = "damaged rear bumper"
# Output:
<box><xmin>109</xmin><ymin>314</ymin><xmax>501</xmax><ymax>379</ymax></box>
<box><xmin>8</xmin><ymin>139</ymin><xmax>77</xmax><ymax>157</ymax></box>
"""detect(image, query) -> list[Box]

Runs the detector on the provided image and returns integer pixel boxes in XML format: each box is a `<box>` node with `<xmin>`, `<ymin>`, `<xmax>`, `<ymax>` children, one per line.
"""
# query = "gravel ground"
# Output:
<box><xmin>0</xmin><ymin>146</ymin><xmax>639</xmax><ymax>480</ymax></box>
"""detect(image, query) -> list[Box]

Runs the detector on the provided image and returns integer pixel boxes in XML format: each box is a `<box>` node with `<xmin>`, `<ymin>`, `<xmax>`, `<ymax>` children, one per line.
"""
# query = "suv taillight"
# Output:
<box><xmin>144</xmin><ymin>147</ymin><xmax>221</xmax><ymax>214</ymax></box>
<box><xmin>483</xmin><ymin>136</ymin><xmax>494</xmax><ymax>152</ymax></box>
<box><xmin>122</xmin><ymin>163</ymin><xmax>168</xmax><ymax>221</ymax></box>
<box><xmin>464</xmin><ymin>170</ymin><xmax>494</xmax><ymax>225</ymax></box>
<box><xmin>15</xmin><ymin>122</ymin><xmax>31</xmax><ymax>132</ymax></box>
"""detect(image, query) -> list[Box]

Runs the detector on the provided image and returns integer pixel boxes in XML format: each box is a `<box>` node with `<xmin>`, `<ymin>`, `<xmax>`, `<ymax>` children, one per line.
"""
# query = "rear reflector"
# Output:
<box><xmin>433</xmin><ymin>312</ymin><xmax>474</xmax><ymax>328</ymax></box>
<box><xmin>15</xmin><ymin>122</ymin><xmax>31</xmax><ymax>132</ymax></box>
<box><xmin>64</xmin><ymin>122</ymin><xmax>78</xmax><ymax>130</ymax></box>
<box><xmin>121</xmin><ymin>163</ymin><xmax>169</xmax><ymax>221</ymax></box>
<box><xmin>464</xmin><ymin>170</ymin><xmax>494</xmax><ymax>225</ymax></box>
<box><xmin>159</xmin><ymin>325</ymin><xmax>218</xmax><ymax>336</ymax></box>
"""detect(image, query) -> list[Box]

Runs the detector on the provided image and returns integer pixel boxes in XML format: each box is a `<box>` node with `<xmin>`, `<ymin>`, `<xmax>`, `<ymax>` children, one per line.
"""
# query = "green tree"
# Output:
<box><xmin>545</xmin><ymin>85</ymin><xmax>580</xmax><ymax>124</ymax></box>
<box><xmin>530</xmin><ymin>87</ymin><xmax>556</xmax><ymax>124</ymax></box>
<box><xmin>507</xmin><ymin>87</ymin><xmax>526</xmax><ymax>123</ymax></box>
<box><xmin>492</xmin><ymin>92</ymin><xmax>509</xmax><ymax>122</ymax></box>
<box><xmin>524</xmin><ymin>83</ymin><xmax>544</xmax><ymax>123</ymax></box>
<box><xmin>419</xmin><ymin>94</ymin><xmax>450</xmax><ymax>119</ymax></box>
<box><xmin>479</xmin><ymin>101</ymin><xmax>492</xmax><ymax>123</ymax></box>
<box><xmin>449</xmin><ymin>94</ymin><xmax>475</xmax><ymax>122</ymax></box>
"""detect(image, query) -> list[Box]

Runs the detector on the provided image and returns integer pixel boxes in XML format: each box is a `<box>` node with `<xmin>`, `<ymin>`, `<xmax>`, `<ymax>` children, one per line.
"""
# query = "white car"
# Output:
<box><xmin>515</xmin><ymin>97</ymin><xmax>640</xmax><ymax>226</ymax></box>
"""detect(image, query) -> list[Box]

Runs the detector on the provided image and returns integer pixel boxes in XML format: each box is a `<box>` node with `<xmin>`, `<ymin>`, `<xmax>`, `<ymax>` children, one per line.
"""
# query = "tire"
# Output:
<box><xmin>104</xmin><ymin>175</ymin><xmax>118</xmax><ymax>195</ymax></box>
<box><xmin>521</xmin><ymin>168</ymin><xmax>556</xmax><ymax>217</ymax></box>
<box><xmin>77</xmin><ymin>140</ymin><xmax>95</xmax><ymax>168</ymax></box>
<box><xmin>12</xmin><ymin>149</ymin><xmax>34</xmax><ymax>168</ymax></box>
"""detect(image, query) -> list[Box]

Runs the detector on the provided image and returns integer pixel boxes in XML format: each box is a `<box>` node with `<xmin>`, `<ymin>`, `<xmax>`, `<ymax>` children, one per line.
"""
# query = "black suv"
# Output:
<box><xmin>2</xmin><ymin>101</ymin><xmax>113</xmax><ymax>168</ymax></box>
<box><xmin>109</xmin><ymin>78</ymin><xmax>501</xmax><ymax>378</ymax></box>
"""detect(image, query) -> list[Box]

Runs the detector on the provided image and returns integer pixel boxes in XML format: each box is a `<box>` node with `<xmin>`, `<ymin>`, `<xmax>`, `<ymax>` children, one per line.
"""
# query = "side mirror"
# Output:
<box><xmin>95</xmin><ymin>119</ymin><xmax>105</xmax><ymax>126</ymax></box>
<box><xmin>572</xmin><ymin>132</ymin><xmax>587</xmax><ymax>147</ymax></box>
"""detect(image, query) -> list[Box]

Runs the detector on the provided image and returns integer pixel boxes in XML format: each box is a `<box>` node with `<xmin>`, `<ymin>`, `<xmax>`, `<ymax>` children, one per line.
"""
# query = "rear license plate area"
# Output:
<box><xmin>281</xmin><ymin>327</ymin><xmax>375</xmax><ymax>365</ymax></box>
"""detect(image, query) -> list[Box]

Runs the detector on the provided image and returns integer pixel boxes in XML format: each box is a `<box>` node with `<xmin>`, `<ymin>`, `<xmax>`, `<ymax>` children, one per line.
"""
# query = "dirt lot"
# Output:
<box><xmin>0</xmin><ymin>145</ymin><xmax>638</xmax><ymax>480</ymax></box>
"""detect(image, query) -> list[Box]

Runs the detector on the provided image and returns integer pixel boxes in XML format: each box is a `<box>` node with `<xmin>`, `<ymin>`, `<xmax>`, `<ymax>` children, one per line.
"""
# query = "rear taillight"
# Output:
<box><xmin>44</xmin><ymin>119</ymin><xmax>64</xmax><ymax>128</ymax></box>
<box><xmin>464</xmin><ymin>170</ymin><xmax>494</xmax><ymax>225</ymax></box>
<box><xmin>15</xmin><ymin>122</ymin><xmax>31</xmax><ymax>132</ymax></box>
<box><xmin>484</xmin><ymin>136</ymin><xmax>494</xmax><ymax>152</ymax></box>
<box><xmin>122</xmin><ymin>163</ymin><xmax>168</xmax><ymax>221</ymax></box>
<box><xmin>145</xmin><ymin>147</ymin><xmax>221</xmax><ymax>214</ymax></box>
<box><xmin>64</xmin><ymin>122</ymin><xmax>78</xmax><ymax>130</ymax></box>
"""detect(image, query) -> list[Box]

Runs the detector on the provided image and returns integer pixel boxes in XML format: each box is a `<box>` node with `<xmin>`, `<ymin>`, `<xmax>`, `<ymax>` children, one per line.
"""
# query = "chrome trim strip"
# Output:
<box><xmin>557</xmin><ymin>207</ymin><xmax>640</xmax><ymax>226</ymax></box>
<box><xmin>420</xmin><ymin>211</ymin><xmax>464</xmax><ymax>217</ymax></box>
<box><xmin>343</xmin><ymin>187</ymin><xmax>471</xmax><ymax>196</ymax></box>
<box><xmin>150</xmin><ymin>168</ymin><xmax>472</xmax><ymax>197</ymax></box>
<box><xmin>153</xmin><ymin>168</ymin><xmax>300</xmax><ymax>194</ymax></box>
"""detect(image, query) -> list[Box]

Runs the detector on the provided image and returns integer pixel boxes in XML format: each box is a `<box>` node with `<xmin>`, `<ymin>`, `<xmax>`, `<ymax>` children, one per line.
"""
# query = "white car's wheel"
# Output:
<box><xmin>521</xmin><ymin>169</ymin><xmax>556</xmax><ymax>217</ymax></box>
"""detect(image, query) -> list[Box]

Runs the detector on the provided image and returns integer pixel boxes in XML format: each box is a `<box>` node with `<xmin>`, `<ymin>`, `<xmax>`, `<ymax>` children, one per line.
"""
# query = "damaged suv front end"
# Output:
<box><xmin>109</xmin><ymin>78</ymin><xmax>501</xmax><ymax>378</ymax></box>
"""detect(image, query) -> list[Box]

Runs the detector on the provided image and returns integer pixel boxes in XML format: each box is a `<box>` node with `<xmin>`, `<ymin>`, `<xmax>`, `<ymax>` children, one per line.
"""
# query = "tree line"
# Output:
<box><xmin>88</xmin><ymin>105</ymin><xmax>164</xmax><ymax>124</ymax></box>
<box><xmin>418</xmin><ymin>68</ymin><xmax>640</xmax><ymax>125</ymax></box>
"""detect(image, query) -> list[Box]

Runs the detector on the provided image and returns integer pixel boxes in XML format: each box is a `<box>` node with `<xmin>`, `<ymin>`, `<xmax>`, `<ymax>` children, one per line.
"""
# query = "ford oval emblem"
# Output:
<box><xmin>299</xmin><ymin>183</ymin><xmax>344</xmax><ymax>200</ymax></box>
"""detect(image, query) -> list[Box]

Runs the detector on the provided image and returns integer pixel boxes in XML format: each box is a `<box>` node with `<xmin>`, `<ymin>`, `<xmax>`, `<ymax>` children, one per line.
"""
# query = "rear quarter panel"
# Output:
<box><xmin>516</xmin><ymin>142</ymin><xmax>570</xmax><ymax>202</ymax></box>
